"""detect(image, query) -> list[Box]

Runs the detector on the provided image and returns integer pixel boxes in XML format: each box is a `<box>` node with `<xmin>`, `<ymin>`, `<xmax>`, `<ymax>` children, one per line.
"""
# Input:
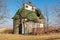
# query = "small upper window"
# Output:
<box><xmin>26</xmin><ymin>5</ymin><xmax>28</xmax><ymax>8</ymax></box>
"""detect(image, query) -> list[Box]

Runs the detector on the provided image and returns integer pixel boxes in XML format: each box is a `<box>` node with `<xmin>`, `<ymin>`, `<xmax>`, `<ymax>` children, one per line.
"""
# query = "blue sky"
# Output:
<box><xmin>0</xmin><ymin>0</ymin><xmax>60</xmax><ymax>28</ymax></box>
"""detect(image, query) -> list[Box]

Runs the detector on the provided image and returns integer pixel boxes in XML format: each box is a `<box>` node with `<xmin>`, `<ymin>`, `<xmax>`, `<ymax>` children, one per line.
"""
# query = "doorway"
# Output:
<box><xmin>19</xmin><ymin>24</ymin><xmax>22</xmax><ymax>34</ymax></box>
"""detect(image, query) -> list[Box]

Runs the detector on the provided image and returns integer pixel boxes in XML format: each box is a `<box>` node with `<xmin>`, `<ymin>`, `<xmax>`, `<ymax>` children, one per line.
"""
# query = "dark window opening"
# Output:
<box><xmin>26</xmin><ymin>5</ymin><xmax>28</xmax><ymax>8</ymax></box>
<box><xmin>35</xmin><ymin>9</ymin><xmax>40</xmax><ymax>17</ymax></box>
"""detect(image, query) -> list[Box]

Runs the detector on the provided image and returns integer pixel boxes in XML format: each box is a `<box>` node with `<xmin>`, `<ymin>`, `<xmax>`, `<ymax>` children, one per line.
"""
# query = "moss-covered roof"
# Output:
<box><xmin>13</xmin><ymin>8</ymin><xmax>44</xmax><ymax>20</ymax></box>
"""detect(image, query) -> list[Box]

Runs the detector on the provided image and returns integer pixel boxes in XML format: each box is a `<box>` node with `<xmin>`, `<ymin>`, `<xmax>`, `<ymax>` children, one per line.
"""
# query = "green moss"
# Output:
<box><xmin>20</xmin><ymin>9</ymin><xmax>30</xmax><ymax>18</ymax></box>
<box><xmin>19</xmin><ymin>9</ymin><xmax>38</xmax><ymax>20</ymax></box>
<box><xmin>13</xmin><ymin>9</ymin><xmax>21</xmax><ymax>19</ymax></box>
<box><xmin>26</xmin><ymin>12</ymin><xmax>38</xmax><ymax>20</ymax></box>
<box><xmin>13</xmin><ymin>8</ymin><xmax>44</xmax><ymax>20</ymax></box>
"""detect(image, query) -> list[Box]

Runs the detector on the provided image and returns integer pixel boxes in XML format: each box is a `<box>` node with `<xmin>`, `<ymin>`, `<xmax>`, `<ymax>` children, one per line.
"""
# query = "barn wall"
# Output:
<box><xmin>24</xmin><ymin>21</ymin><xmax>33</xmax><ymax>34</ymax></box>
<box><xmin>13</xmin><ymin>19</ymin><xmax>20</xmax><ymax>34</ymax></box>
<box><xmin>13</xmin><ymin>18</ymin><xmax>44</xmax><ymax>34</ymax></box>
<box><xmin>39</xmin><ymin>19</ymin><xmax>44</xmax><ymax>24</ymax></box>
<box><xmin>24</xmin><ymin>20</ymin><xmax>44</xmax><ymax>34</ymax></box>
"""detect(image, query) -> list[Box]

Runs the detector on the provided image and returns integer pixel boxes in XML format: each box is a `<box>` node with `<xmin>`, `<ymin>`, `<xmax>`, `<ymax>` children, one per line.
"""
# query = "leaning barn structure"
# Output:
<box><xmin>12</xmin><ymin>1</ymin><xmax>44</xmax><ymax>34</ymax></box>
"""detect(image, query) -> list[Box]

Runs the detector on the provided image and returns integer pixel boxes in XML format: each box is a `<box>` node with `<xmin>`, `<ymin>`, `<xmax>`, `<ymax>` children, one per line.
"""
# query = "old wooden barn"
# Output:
<box><xmin>12</xmin><ymin>1</ymin><xmax>44</xmax><ymax>35</ymax></box>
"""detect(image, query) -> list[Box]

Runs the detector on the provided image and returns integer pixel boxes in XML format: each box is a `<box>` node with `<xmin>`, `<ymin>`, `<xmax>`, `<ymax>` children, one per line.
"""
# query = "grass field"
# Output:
<box><xmin>0</xmin><ymin>28</ymin><xmax>60</xmax><ymax>40</ymax></box>
<box><xmin>0</xmin><ymin>33</ymin><xmax>60</xmax><ymax>40</ymax></box>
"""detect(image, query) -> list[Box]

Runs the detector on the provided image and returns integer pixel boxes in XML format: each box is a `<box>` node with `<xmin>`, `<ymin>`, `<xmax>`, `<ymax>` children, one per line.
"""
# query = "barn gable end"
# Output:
<box><xmin>12</xmin><ymin>1</ymin><xmax>44</xmax><ymax>34</ymax></box>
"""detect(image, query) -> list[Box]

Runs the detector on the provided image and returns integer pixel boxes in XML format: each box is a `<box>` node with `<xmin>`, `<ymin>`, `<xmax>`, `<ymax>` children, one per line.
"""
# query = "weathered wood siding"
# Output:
<box><xmin>13</xmin><ymin>19</ymin><xmax>20</xmax><ymax>34</ymax></box>
<box><xmin>24</xmin><ymin>19</ymin><xmax>44</xmax><ymax>34</ymax></box>
<box><xmin>13</xmin><ymin>18</ymin><xmax>44</xmax><ymax>34</ymax></box>
<box><xmin>24</xmin><ymin>21</ymin><xmax>33</xmax><ymax>34</ymax></box>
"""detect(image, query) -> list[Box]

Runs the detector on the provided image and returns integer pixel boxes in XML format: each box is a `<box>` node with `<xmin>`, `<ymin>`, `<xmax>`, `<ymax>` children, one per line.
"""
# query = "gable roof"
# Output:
<box><xmin>12</xmin><ymin>8</ymin><xmax>44</xmax><ymax>20</ymax></box>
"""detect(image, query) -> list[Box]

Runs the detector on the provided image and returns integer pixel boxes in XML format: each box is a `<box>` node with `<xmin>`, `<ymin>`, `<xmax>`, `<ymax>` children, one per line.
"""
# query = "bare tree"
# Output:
<box><xmin>51</xmin><ymin>2</ymin><xmax>60</xmax><ymax>25</ymax></box>
<box><xmin>44</xmin><ymin>4</ymin><xmax>49</xmax><ymax>33</ymax></box>
<box><xmin>0</xmin><ymin>0</ymin><xmax>8</xmax><ymax>24</ymax></box>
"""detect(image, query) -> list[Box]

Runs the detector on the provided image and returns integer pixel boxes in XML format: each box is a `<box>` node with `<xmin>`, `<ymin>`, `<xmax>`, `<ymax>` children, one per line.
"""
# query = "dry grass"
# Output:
<box><xmin>0</xmin><ymin>28</ymin><xmax>13</xmax><ymax>34</ymax></box>
<box><xmin>0</xmin><ymin>33</ymin><xmax>60</xmax><ymax>40</ymax></box>
<box><xmin>0</xmin><ymin>27</ymin><xmax>60</xmax><ymax>40</ymax></box>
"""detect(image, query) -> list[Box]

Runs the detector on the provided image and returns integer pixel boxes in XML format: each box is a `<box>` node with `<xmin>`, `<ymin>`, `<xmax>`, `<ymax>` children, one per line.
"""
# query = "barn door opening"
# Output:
<box><xmin>19</xmin><ymin>24</ymin><xmax>22</xmax><ymax>34</ymax></box>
